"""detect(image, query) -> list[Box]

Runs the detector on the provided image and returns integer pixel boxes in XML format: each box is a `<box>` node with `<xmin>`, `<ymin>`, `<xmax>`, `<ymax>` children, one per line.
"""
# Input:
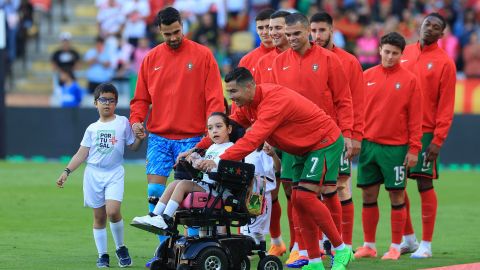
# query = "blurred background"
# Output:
<box><xmin>0</xmin><ymin>0</ymin><xmax>479</xmax><ymax>168</ymax></box>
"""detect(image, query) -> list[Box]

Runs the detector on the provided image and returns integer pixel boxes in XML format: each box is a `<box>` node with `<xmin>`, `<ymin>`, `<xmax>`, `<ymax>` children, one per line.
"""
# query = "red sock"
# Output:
<box><xmin>287</xmin><ymin>196</ymin><xmax>295</xmax><ymax>250</ymax></box>
<box><xmin>420</xmin><ymin>188</ymin><xmax>437</xmax><ymax>242</ymax></box>
<box><xmin>295</xmin><ymin>189</ymin><xmax>343</xmax><ymax>247</ymax></box>
<box><xmin>391</xmin><ymin>204</ymin><xmax>407</xmax><ymax>244</ymax></box>
<box><xmin>323</xmin><ymin>191</ymin><xmax>343</xmax><ymax>235</ymax></box>
<box><xmin>292</xmin><ymin>190</ymin><xmax>305</xmax><ymax>251</ymax></box>
<box><xmin>341</xmin><ymin>198</ymin><xmax>354</xmax><ymax>245</ymax></box>
<box><xmin>362</xmin><ymin>202</ymin><xmax>379</xmax><ymax>243</ymax></box>
<box><xmin>270</xmin><ymin>198</ymin><xmax>282</xmax><ymax>238</ymax></box>
<box><xmin>293</xmin><ymin>189</ymin><xmax>319</xmax><ymax>258</ymax></box>
<box><xmin>403</xmin><ymin>191</ymin><xmax>415</xmax><ymax>235</ymax></box>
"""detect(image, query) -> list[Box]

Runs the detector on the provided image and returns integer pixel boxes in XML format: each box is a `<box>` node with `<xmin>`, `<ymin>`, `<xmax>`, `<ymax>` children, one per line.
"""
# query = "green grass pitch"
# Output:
<box><xmin>1</xmin><ymin>161</ymin><xmax>479</xmax><ymax>269</ymax></box>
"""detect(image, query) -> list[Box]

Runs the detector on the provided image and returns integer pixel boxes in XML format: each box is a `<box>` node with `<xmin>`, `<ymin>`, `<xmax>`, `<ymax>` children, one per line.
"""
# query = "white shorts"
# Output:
<box><xmin>241</xmin><ymin>192</ymin><xmax>272</xmax><ymax>236</ymax></box>
<box><xmin>83</xmin><ymin>165</ymin><xmax>125</xmax><ymax>208</ymax></box>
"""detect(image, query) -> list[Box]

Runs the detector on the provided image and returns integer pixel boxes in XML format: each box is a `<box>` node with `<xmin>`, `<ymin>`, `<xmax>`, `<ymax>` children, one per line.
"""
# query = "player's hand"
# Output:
<box><xmin>132</xmin><ymin>122</ymin><xmax>146</xmax><ymax>138</ymax></box>
<box><xmin>403</xmin><ymin>152</ymin><xmax>418</xmax><ymax>170</ymax></box>
<box><xmin>196</xmin><ymin>160</ymin><xmax>216</xmax><ymax>172</ymax></box>
<box><xmin>344</xmin><ymin>137</ymin><xmax>353</xmax><ymax>160</ymax></box>
<box><xmin>56</xmin><ymin>173</ymin><xmax>68</xmax><ymax>188</ymax></box>
<box><xmin>263</xmin><ymin>142</ymin><xmax>276</xmax><ymax>157</ymax></box>
<box><xmin>351</xmin><ymin>139</ymin><xmax>362</xmax><ymax>157</ymax></box>
<box><xmin>425</xmin><ymin>143</ymin><xmax>441</xmax><ymax>162</ymax></box>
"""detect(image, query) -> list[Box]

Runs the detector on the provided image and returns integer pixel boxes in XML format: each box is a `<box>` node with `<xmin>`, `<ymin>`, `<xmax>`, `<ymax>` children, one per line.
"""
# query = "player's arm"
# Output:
<box><xmin>129</xmin><ymin>55</ymin><xmax>152</xmax><ymax>126</ymax></box>
<box><xmin>405</xmin><ymin>78</ymin><xmax>423</xmax><ymax>169</ymax></box>
<box><xmin>56</xmin><ymin>146</ymin><xmax>89</xmax><ymax>188</ymax></box>
<box><xmin>349</xmin><ymin>58</ymin><xmax>365</xmax><ymax>157</ymax></box>
<box><xmin>264</xmin><ymin>143</ymin><xmax>281</xmax><ymax>173</ymax></box>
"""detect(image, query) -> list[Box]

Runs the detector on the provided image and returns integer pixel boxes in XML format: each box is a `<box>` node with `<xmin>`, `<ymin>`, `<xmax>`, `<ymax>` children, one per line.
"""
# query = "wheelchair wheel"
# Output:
<box><xmin>193</xmin><ymin>247</ymin><xmax>228</xmax><ymax>270</ymax></box>
<box><xmin>257</xmin><ymin>255</ymin><xmax>282</xmax><ymax>270</ymax></box>
<box><xmin>150</xmin><ymin>259</ymin><xmax>168</xmax><ymax>270</ymax></box>
<box><xmin>239</xmin><ymin>256</ymin><xmax>250</xmax><ymax>270</ymax></box>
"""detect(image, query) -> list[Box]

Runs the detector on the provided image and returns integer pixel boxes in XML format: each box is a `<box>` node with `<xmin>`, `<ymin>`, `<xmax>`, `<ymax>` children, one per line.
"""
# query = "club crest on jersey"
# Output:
<box><xmin>395</xmin><ymin>82</ymin><xmax>401</xmax><ymax>90</ymax></box>
<box><xmin>312</xmin><ymin>64</ymin><xmax>319</xmax><ymax>72</ymax></box>
<box><xmin>427</xmin><ymin>62</ymin><xmax>433</xmax><ymax>70</ymax></box>
<box><xmin>186</xmin><ymin>62</ymin><xmax>194</xmax><ymax>71</ymax></box>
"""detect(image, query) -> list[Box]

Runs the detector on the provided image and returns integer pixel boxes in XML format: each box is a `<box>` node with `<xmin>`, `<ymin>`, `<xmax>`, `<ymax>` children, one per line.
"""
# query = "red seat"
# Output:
<box><xmin>180</xmin><ymin>192</ymin><xmax>222</xmax><ymax>209</ymax></box>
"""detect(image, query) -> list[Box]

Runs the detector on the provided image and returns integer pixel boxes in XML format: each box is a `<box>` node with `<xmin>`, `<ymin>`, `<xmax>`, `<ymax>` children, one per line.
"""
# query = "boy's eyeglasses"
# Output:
<box><xmin>97</xmin><ymin>97</ymin><xmax>117</xmax><ymax>105</ymax></box>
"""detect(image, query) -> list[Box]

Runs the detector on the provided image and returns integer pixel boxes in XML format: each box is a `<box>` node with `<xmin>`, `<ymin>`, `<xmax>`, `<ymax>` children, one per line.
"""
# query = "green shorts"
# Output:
<box><xmin>357</xmin><ymin>140</ymin><xmax>408</xmax><ymax>190</ymax></box>
<box><xmin>292</xmin><ymin>136</ymin><xmax>343</xmax><ymax>185</ymax></box>
<box><xmin>339</xmin><ymin>143</ymin><xmax>352</xmax><ymax>177</ymax></box>
<box><xmin>408</xmin><ymin>133</ymin><xmax>439</xmax><ymax>179</ymax></box>
<box><xmin>280</xmin><ymin>151</ymin><xmax>295</xmax><ymax>181</ymax></box>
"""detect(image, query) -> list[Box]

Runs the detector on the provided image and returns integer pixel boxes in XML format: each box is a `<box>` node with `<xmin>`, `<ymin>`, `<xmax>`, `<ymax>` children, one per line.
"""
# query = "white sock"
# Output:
<box><xmin>110</xmin><ymin>220</ymin><xmax>124</xmax><ymax>249</ymax></box>
<box><xmin>271</xmin><ymin>236</ymin><xmax>283</xmax><ymax>246</ymax></box>
<box><xmin>299</xmin><ymin>250</ymin><xmax>308</xmax><ymax>257</ymax></box>
<box><xmin>404</xmin><ymin>233</ymin><xmax>417</xmax><ymax>243</ymax></box>
<box><xmin>152</xmin><ymin>202</ymin><xmax>167</xmax><ymax>215</ymax></box>
<box><xmin>363</xmin><ymin>242</ymin><xmax>376</xmax><ymax>249</ymax></box>
<box><xmin>334</xmin><ymin>243</ymin><xmax>346</xmax><ymax>250</ymax></box>
<box><xmin>345</xmin><ymin>244</ymin><xmax>352</xmax><ymax>249</ymax></box>
<box><xmin>390</xmin><ymin>243</ymin><xmax>401</xmax><ymax>251</ymax></box>
<box><xmin>93</xmin><ymin>228</ymin><xmax>108</xmax><ymax>256</ymax></box>
<box><xmin>291</xmin><ymin>242</ymin><xmax>299</xmax><ymax>252</ymax></box>
<box><xmin>309</xmin><ymin>257</ymin><xmax>322</xmax><ymax>263</ymax></box>
<box><xmin>419</xmin><ymin>240</ymin><xmax>431</xmax><ymax>250</ymax></box>
<box><xmin>163</xmin><ymin>200</ymin><xmax>180</xmax><ymax>217</ymax></box>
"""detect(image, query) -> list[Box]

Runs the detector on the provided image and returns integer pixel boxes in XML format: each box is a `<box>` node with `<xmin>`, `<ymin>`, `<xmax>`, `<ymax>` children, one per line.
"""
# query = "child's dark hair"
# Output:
<box><xmin>208</xmin><ymin>112</ymin><xmax>245</xmax><ymax>143</ymax></box>
<box><xmin>59</xmin><ymin>67</ymin><xmax>76</xmax><ymax>81</ymax></box>
<box><xmin>380</xmin><ymin>32</ymin><xmax>406</xmax><ymax>52</ymax></box>
<box><xmin>93</xmin><ymin>83</ymin><xmax>118</xmax><ymax>102</ymax></box>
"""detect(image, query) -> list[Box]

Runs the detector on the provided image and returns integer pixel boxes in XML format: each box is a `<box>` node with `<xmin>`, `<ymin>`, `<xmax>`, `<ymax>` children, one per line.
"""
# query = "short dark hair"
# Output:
<box><xmin>380</xmin><ymin>32</ymin><xmax>406</xmax><ymax>52</ymax></box>
<box><xmin>256</xmin><ymin>8</ymin><xmax>275</xmax><ymax>21</ymax></box>
<box><xmin>95</xmin><ymin>36</ymin><xmax>104</xmax><ymax>43</ymax></box>
<box><xmin>270</xmin><ymin>10</ymin><xmax>291</xmax><ymax>20</ymax></box>
<box><xmin>224</xmin><ymin>67</ymin><xmax>254</xmax><ymax>86</ymax></box>
<box><xmin>94</xmin><ymin>83</ymin><xmax>118</xmax><ymax>101</ymax></box>
<box><xmin>285</xmin><ymin>13</ymin><xmax>309</xmax><ymax>27</ymax></box>
<box><xmin>310</xmin><ymin>12</ymin><xmax>333</xmax><ymax>25</ymax></box>
<box><xmin>425</xmin><ymin>12</ymin><xmax>447</xmax><ymax>30</ymax></box>
<box><xmin>156</xmin><ymin>7</ymin><xmax>182</xmax><ymax>26</ymax></box>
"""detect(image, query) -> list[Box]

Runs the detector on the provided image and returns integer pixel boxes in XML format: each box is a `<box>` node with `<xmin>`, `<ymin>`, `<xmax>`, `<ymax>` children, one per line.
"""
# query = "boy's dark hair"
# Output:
<box><xmin>94</xmin><ymin>83</ymin><xmax>118</xmax><ymax>102</ymax></box>
<box><xmin>59</xmin><ymin>67</ymin><xmax>76</xmax><ymax>81</ymax></box>
<box><xmin>208</xmin><ymin>112</ymin><xmax>245</xmax><ymax>143</ymax></box>
<box><xmin>270</xmin><ymin>10</ymin><xmax>291</xmax><ymax>20</ymax></box>
<box><xmin>224</xmin><ymin>67</ymin><xmax>254</xmax><ymax>86</ymax></box>
<box><xmin>310</xmin><ymin>12</ymin><xmax>333</xmax><ymax>25</ymax></box>
<box><xmin>95</xmin><ymin>36</ymin><xmax>104</xmax><ymax>43</ymax></box>
<box><xmin>256</xmin><ymin>8</ymin><xmax>275</xmax><ymax>21</ymax></box>
<box><xmin>380</xmin><ymin>32</ymin><xmax>406</xmax><ymax>52</ymax></box>
<box><xmin>156</xmin><ymin>7</ymin><xmax>182</xmax><ymax>27</ymax></box>
<box><xmin>425</xmin><ymin>12</ymin><xmax>447</xmax><ymax>30</ymax></box>
<box><xmin>285</xmin><ymin>13</ymin><xmax>309</xmax><ymax>27</ymax></box>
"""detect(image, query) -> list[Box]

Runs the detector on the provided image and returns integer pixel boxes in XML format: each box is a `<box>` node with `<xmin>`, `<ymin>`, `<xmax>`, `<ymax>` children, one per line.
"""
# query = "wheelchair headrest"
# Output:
<box><xmin>213</xmin><ymin>160</ymin><xmax>255</xmax><ymax>190</ymax></box>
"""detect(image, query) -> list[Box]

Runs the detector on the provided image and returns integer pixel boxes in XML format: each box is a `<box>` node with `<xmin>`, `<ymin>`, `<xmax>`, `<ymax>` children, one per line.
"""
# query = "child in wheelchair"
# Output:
<box><xmin>132</xmin><ymin>112</ymin><xmax>235</xmax><ymax>230</ymax></box>
<box><xmin>241</xmin><ymin>142</ymin><xmax>281</xmax><ymax>245</ymax></box>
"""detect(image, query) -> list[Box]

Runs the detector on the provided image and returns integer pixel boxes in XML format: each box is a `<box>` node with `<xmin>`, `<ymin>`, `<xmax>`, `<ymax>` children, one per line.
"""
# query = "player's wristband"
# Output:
<box><xmin>64</xmin><ymin>168</ymin><xmax>72</xmax><ymax>176</ymax></box>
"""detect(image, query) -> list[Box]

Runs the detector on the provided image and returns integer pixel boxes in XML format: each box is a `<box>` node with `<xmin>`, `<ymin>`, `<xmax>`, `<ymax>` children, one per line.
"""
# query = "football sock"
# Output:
<box><xmin>419</xmin><ymin>240</ymin><xmax>432</xmax><ymax>250</ymax></box>
<box><xmin>109</xmin><ymin>219</ymin><xmax>124</xmax><ymax>249</ymax></box>
<box><xmin>322</xmin><ymin>191</ymin><xmax>343</xmax><ymax>235</ymax></box>
<box><xmin>295</xmin><ymin>189</ymin><xmax>343</xmax><ymax>247</ymax></box>
<box><xmin>287</xmin><ymin>195</ymin><xmax>295</xmax><ymax>250</ymax></box>
<box><xmin>363</xmin><ymin>242</ymin><xmax>376</xmax><ymax>249</ymax></box>
<box><xmin>403</xmin><ymin>191</ymin><xmax>415</xmax><ymax>235</ymax></box>
<box><xmin>420</xmin><ymin>188</ymin><xmax>437</xmax><ymax>242</ymax></box>
<box><xmin>93</xmin><ymin>228</ymin><xmax>108</xmax><ymax>256</ymax></box>
<box><xmin>391</xmin><ymin>243</ymin><xmax>401</xmax><ymax>251</ymax></box>
<box><xmin>391</xmin><ymin>203</ymin><xmax>406</xmax><ymax>245</ymax></box>
<box><xmin>404</xmin><ymin>233</ymin><xmax>417</xmax><ymax>243</ymax></box>
<box><xmin>362</xmin><ymin>202</ymin><xmax>379</xmax><ymax>243</ymax></box>
<box><xmin>270</xmin><ymin>198</ymin><xmax>282</xmax><ymax>238</ymax></box>
<box><xmin>164</xmin><ymin>200</ymin><xmax>180</xmax><ymax>217</ymax></box>
<box><xmin>341</xmin><ymin>198</ymin><xmax>354</xmax><ymax>245</ymax></box>
<box><xmin>271</xmin><ymin>236</ymin><xmax>283</xmax><ymax>246</ymax></box>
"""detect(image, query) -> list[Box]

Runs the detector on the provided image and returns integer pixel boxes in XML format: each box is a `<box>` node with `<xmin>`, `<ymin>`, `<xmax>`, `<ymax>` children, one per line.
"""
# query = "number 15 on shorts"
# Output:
<box><xmin>393</xmin><ymin>166</ymin><xmax>405</xmax><ymax>186</ymax></box>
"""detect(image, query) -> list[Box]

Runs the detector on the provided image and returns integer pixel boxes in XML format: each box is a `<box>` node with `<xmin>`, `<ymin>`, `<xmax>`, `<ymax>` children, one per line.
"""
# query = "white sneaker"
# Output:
<box><xmin>145</xmin><ymin>215</ymin><xmax>168</xmax><ymax>229</ymax></box>
<box><xmin>132</xmin><ymin>215</ymin><xmax>153</xmax><ymax>225</ymax></box>
<box><xmin>410</xmin><ymin>246</ymin><xmax>432</xmax><ymax>259</ymax></box>
<box><xmin>400</xmin><ymin>240</ymin><xmax>419</xmax><ymax>254</ymax></box>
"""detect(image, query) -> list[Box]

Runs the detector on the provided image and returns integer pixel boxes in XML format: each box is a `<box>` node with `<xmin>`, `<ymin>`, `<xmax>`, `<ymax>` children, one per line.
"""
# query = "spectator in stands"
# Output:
<box><xmin>355</xmin><ymin>25</ymin><xmax>379</xmax><ymax>70</ymax></box>
<box><xmin>2</xmin><ymin>0</ymin><xmax>21</xmax><ymax>63</ymax></box>
<box><xmin>122</xmin><ymin>0</ymin><xmax>150</xmax><ymax>47</ymax></box>
<box><xmin>132</xmin><ymin>37</ymin><xmax>151</xmax><ymax>73</ymax></box>
<box><xmin>193</xmin><ymin>12</ymin><xmax>218</xmax><ymax>48</ymax></box>
<box><xmin>438</xmin><ymin>25</ymin><xmax>459</xmax><ymax>64</ymax></box>
<box><xmin>57</xmin><ymin>68</ymin><xmax>84</xmax><ymax>108</ymax></box>
<box><xmin>463</xmin><ymin>32</ymin><xmax>480</xmax><ymax>78</ymax></box>
<box><xmin>97</xmin><ymin>0</ymin><xmax>125</xmax><ymax>37</ymax></box>
<box><xmin>84</xmin><ymin>36</ymin><xmax>115</xmax><ymax>94</ymax></box>
<box><xmin>51</xmin><ymin>32</ymin><xmax>80</xmax><ymax>99</ymax></box>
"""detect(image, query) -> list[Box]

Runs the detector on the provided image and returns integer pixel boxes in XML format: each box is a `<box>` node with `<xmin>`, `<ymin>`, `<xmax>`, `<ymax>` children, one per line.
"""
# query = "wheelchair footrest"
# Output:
<box><xmin>130</xmin><ymin>222</ymin><xmax>177</xmax><ymax>236</ymax></box>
